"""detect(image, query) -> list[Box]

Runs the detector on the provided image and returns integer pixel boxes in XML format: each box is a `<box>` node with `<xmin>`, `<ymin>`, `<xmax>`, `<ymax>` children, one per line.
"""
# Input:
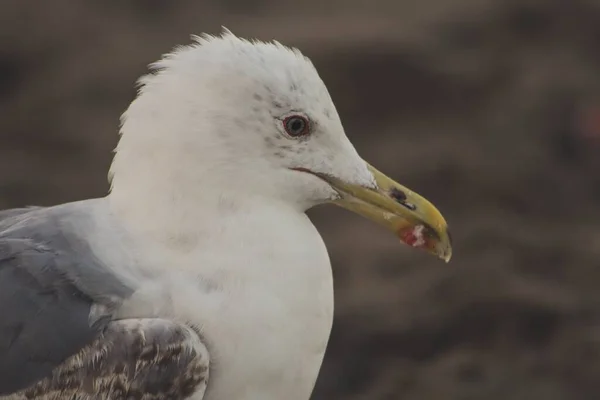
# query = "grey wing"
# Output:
<box><xmin>0</xmin><ymin>207</ymin><xmax>209</xmax><ymax>400</ymax></box>
<box><xmin>9</xmin><ymin>319</ymin><xmax>210</xmax><ymax>400</ymax></box>
<box><xmin>0</xmin><ymin>207</ymin><xmax>41</xmax><ymax>230</ymax></box>
<box><xmin>0</xmin><ymin>237</ymin><xmax>117</xmax><ymax>394</ymax></box>
<box><xmin>0</xmin><ymin>206</ymin><xmax>41</xmax><ymax>221</ymax></box>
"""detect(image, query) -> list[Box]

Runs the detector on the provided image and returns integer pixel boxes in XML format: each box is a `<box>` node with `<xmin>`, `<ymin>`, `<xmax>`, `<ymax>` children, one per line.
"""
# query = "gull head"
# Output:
<box><xmin>110</xmin><ymin>31</ymin><xmax>452</xmax><ymax>261</ymax></box>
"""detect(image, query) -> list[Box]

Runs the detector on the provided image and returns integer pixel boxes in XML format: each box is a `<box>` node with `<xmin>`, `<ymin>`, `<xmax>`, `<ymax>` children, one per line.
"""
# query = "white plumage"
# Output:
<box><xmin>0</xmin><ymin>31</ymin><xmax>450</xmax><ymax>400</ymax></box>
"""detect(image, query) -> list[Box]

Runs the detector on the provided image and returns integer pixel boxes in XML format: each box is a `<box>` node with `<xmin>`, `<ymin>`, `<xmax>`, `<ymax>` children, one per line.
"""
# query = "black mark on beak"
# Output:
<box><xmin>390</xmin><ymin>188</ymin><xmax>417</xmax><ymax>211</ymax></box>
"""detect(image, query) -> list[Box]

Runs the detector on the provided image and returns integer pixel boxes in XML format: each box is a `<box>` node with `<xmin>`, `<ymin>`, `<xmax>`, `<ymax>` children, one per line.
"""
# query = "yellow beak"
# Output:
<box><xmin>325</xmin><ymin>164</ymin><xmax>452</xmax><ymax>262</ymax></box>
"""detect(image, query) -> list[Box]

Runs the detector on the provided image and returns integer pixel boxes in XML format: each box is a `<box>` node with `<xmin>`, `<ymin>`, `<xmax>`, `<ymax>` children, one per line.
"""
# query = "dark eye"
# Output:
<box><xmin>283</xmin><ymin>115</ymin><xmax>310</xmax><ymax>137</ymax></box>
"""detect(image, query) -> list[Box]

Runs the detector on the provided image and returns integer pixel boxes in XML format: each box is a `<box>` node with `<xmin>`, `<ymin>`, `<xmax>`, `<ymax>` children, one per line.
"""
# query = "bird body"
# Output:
<box><xmin>0</xmin><ymin>196</ymin><xmax>331</xmax><ymax>399</ymax></box>
<box><xmin>0</xmin><ymin>32</ymin><xmax>450</xmax><ymax>399</ymax></box>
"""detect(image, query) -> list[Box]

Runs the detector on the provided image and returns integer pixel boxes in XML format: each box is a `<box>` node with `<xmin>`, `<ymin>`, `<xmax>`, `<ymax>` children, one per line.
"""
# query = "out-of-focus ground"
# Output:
<box><xmin>2</xmin><ymin>1</ymin><xmax>600</xmax><ymax>399</ymax></box>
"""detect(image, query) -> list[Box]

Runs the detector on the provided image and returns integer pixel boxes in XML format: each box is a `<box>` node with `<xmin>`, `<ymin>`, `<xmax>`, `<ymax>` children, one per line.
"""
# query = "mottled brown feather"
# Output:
<box><xmin>1</xmin><ymin>319</ymin><xmax>209</xmax><ymax>400</ymax></box>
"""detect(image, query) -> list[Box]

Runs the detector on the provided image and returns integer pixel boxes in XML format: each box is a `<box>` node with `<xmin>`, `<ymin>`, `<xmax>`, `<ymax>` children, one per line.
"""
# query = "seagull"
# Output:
<box><xmin>0</xmin><ymin>32</ymin><xmax>451</xmax><ymax>400</ymax></box>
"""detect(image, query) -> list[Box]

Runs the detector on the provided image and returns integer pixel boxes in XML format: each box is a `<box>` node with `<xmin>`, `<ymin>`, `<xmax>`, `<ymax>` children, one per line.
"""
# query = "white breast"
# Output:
<box><xmin>123</xmin><ymin>205</ymin><xmax>335</xmax><ymax>400</ymax></box>
<box><xmin>200</xmin><ymin>212</ymin><xmax>334</xmax><ymax>400</ymax></box>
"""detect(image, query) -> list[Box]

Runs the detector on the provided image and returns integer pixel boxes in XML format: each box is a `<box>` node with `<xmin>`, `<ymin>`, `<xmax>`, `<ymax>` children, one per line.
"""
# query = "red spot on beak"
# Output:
<box><xmin>399</xmin><ymin>225</ymin><xmax>427</xmax><ymax>248</ymax></box>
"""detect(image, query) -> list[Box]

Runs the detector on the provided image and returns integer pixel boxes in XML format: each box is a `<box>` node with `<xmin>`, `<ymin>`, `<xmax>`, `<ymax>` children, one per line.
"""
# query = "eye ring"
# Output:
<box><xmin>283</xmin><ymin>115</ymin><xmax>310</xmax><ymax>138</ymax></box>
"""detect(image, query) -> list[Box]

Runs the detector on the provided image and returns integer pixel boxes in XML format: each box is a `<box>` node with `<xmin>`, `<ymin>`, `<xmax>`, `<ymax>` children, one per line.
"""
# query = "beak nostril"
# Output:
<box><xmin>389</xmin><ymin>188</ymin><xmax>417</xmax><ymax>211</ymax></box>
<box><xmin>389</xmin><ymin>188</ymin><xmax>406</xmax><ymax>202</ymax></box>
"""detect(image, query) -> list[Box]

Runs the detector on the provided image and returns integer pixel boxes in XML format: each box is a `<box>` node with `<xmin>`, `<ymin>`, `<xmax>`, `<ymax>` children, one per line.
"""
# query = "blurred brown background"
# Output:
<box><xmin>2</xmin><ymin>1</ymin><xmax>600</xmax><ymax>399</ymax></box>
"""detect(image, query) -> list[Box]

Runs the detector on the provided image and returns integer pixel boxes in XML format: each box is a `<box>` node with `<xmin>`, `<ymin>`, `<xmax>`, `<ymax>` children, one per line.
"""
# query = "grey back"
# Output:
<box><xmin>0</xmin><ymin>205</ymin><xmax>132</xmax><ymax>394</ymax></box>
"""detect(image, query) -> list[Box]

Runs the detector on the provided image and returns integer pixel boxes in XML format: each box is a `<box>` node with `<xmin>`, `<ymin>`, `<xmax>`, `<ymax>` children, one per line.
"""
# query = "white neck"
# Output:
<box><xmin>107</xmin><ymin>182</ymin><xmax>308</xmax><ymax>260</ymax></box>
<box><xmin>108</xmin><ymin>174</ymin><xmax>335</xmax><ymax>400</ymax></box>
